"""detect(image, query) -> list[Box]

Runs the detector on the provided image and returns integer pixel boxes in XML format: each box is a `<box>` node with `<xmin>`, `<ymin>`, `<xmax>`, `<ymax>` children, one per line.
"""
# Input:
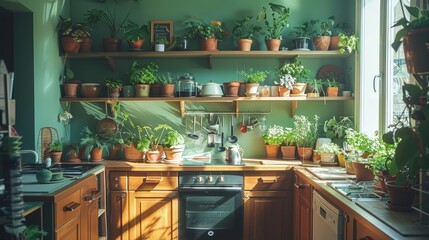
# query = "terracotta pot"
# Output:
<box><xmin>296</xmin><ymin>147</ymin><xmax>313</xmax><ymax>160</ymax></box>
<box><xmin>79</xmin><ymin>146</ymin><xmax>89</xmax><ymax>161</ymax></box>
<box><xmin>403</xmin><ymin>28</ymin><xmax>429</xmax><ymax>74</ymax></box>
<box><xmin>329</xmin><ymin>36</ymin><xmax>340</xmax><ymax>50</ymax></box>
<box><xmin>49</xmin><ymin>151</ymin><xmax>62</xmax><ymax>164</ymax></box>
<box><xmin>326</xmin><ymin>87</ymin><xmax>339</xmax><ymax>97</ymax></box>
<box><xmin>385</xmin><ymin>181</ymin><xmax>415</xmax><ymax>209</ymax></box>
<box><xmin>91</xmin><ymin>147</ymin><xmax>103</xmax><ymax>162</ymax></box>
<box><xmin>161</xmin><ymin>84</ymin><xmax>175</xmax><ymax>97</ymax></box>
<box><xmin>103</xmin><ymin>38</ymin><xmax>121</xmax><ymax>52</ymax></box>
<box><xmin>164</xmin><ymin>146</ymin><xmax>185</xmax><ymax>160</ymax></box>
<box><xmin>265</xmin><ymin>39</ymin><xmax>281</xmax><ymax>51</ymax></box>
<box><xmin>80</xmin><ymin>38</ymin><xmax>93</xmax><ymax>53</ymax></box>
<box><xmin>150</xmin><ymin>84</ymin><xmax>162</xmax><ymax>97</ymax></box>
<box><xmin>313</xmin><ymin>36</ymin><xmax>331</xmax><ymax>51</ymax></box>
<box><xmin>237</xmin><ymin>39</ymin><xmax>253</xmax><ymax>51</ymax></box>
<box><xmin>291</xmin><ymin>83</ymin><xmax>307</xmax><ymax>95</ymax></box>
<box><xmin>352</xmin><ymin>162</ymin><xmax>375</xmax><ymax>181</ymax></box>
<box><xmin>223</xmin><ymin>81</ymin><xmax>241</xmax><ymax>97</ymax></box>
<box><xmin>128</xmin><ymin>39</ymin><xmax>144</xmax><ymax>50</ymax></box>
<box><xmin>108</xmin><ymin>87</ymin><xmax>121</xmax><ymax>98</ymax></box>
<box><xmin>108</xmin><ymin>144</ymin><xmax>122</xmax><ymax>160</ymax></box>
<box><xmin>379</xmin><ymin>170</ymin><xmax>396</xmax><ymax>192</ymax></box>
<box><xmin>66</xmin><ymin>149</ymin><xmax>80</xmax><ymax>162</ymax></box>
<box><xmin>245</xmin><ymin>83</ymin><xmax>259</xmax><ymax>94</ymax></box>
<box><xmin>265</xmin><ymin>144</ymin><xmax>280</xmax><ymax>159</ymax></box>
<box><xmin>280</xmin><ymin>146</ymin><xmax>296</xmax><ymax>160</ymax></box>
<box><xmin>61</xmin><ymin>37</ymin><xmax>81</xmax><ymax>53</ymax></box>
<box><xmin>146</xmin><ymin>150</ymin><xmax>160</xmax><ymax>163</ymax></box>
<box><xmin>313</xmin><ymin>153</ymin><xmax>321</xmax><ymax>161</ymax></box>
<box><xmin>135</xmin><ymin>84</ymin><xmax>150</xmax><ymax>97</ymax></box>
<box><xmin>63</xmin><ymin>83</ymin><xmax>79</xmax><ymax>98</ymax></box>
<box><xmin>123</xmin><ymin>144</ymin><xmax>144</xmax><ymax>162</ymax></box>
<box><xmin>337</xmin><ymin>153</ymin><xmax>345</xmax><ymax>167</ymax></box>
<box><xmin>81</xmin><ymin>83</ymin><xmax>101</xmax><ymax>98</ymax></box>
<box><xmin>278</xmin><ymin>86</ymin><xmax>290</xmax><ymax>97</ymax></box>
<box><xmin>345</xmin><ymin>161</ymin><xmax>355</xmax><ymax>174</ymax></box>
<box><xmin>200</xmin><ymin>38</ymin><xmax>218</xmax><ymax>51</ymax></box>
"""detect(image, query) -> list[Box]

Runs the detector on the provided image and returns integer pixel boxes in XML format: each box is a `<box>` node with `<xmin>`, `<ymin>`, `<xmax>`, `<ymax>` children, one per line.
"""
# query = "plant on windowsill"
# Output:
<box><xmin>104</xmin><ymin>78</ymin><xmax>123</xmax><ymax>98</ymax></box>
<box><xmin>280</xmin><ymin>127</ymin><xmax>296</xmax><ymax>160</ymax></box>
<box><xmin>239</xmin><ymin>68</ymin><xmax>270</xmax><ymax>96</ymax></box>
<box><xmin>257</xmin><ymin>2</ymin><xmax>290</xmax><ymax>51</ymax></box>
<box><xmin>293</xmin><ymin>115</ymin><xmax>319</xmax><ymax>161</ymax></box>
<box><xmin>232</xmin><ymin>16</ymin><xmax>262</xmax><ymax>51</ymax></box>
<box><xmin>123</xmin><ymin>20</ymin><xmax>149</xmax><ymax>50</ymax></box>
<box><xmin>128</xmin><ymin>61</ymin><xmax>159</xmax><ymax>97</ymax></box>
<box><xmin>317</xmin><ymin>142</ymin><xmax>340</xmax><ymax>163</ymax></box>
<box><xmin>262</xmin><ymin>125</ymin><xmax>285</xmax><ymax>159</ymax></box>
<box><xmin>323</xmin><ymin>116</ymin><xmax>354</xmax><ymax>146</ymax></box>
<box><xmin>321</xmin><ymin>78</ymin><xmax>340</xmax><ymax>97</ymax></box>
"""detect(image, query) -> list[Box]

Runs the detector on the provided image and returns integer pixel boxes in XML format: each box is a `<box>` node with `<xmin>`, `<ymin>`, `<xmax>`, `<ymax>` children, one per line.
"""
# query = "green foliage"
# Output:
<box><xmin>293</xmin><ymin>115</ymin><xmax>319</xmax><ymax>147</ymax></box>
<box><xmin>155</xmin><ymin>36</ymin><xmax>169</xmax><ymax>45</ymax></box>
<box><xmin>262</xmin><ymin>125</ymin><xmax>285</xmax><ymax>145</ymax></box>
<box><xmin>345</xmin><ymin>128</ymin><xmax>380</xmax><ymax>154</ymax></box>
<box><xmin>142</xmin><ymin>124</ymin><xmax>173</xmax><ymax>150</ymax></box>
<box><xmin>104</xmin><ymin>78</ymin><xmax>123</xmax><ymax>89</ymax></box>
<box><xmin>163</xmin><ymin>129</ymin><xmax>185</xmax><ymax>148</ymax></box>
<box><xmin>366</xmin><ymin>141</ymin><xmax>395</xmax><ymax>174</ymax></box>
<box><xmin>186</xmin><ymin>17</ymin><xmax>227</xmax><ymax>40</ymax></box>
<box><xmin>257</xmin><ymin>3</ymin><xmax>290</xmax><ymax>40</ymax></box>
<box><xmin>84</xmin><ymin>6</ymin><xmax>131</xmax><ymax>38</ymax></box>
<box><xmin>123</xmin><ymin>20</ymin><xmax>149</xmax><ymax>42</ymax></box>
<box><xmin>23</xmin><ymin>225</ymin><xmax>48</xmax><ymax>240</ymax></box>
<box><xmin>310</xmin><ymin>16</ymin><xmax>336</xmax><ymax>36</ymax></box>
<box><xmin>321</xmin><ymin>78</ymin><xmax>339</xmax><ymax>88</ymax></box>
<box><xmin>157</xmin><ymin>72</ymin><xmax>173</xmax><ymax>85</ymax></box>
<box><xmin>49</xmin><ymin>140</ymin><xmax>63</xmax><ymax>152</ymax></box>
<box><xmin>128</xmin><ymin>61</ymin><xmax>159</xmax><ymax>85</ymax></box>
<box><xmin>282</xmin><ymin>127</ymin><xmax>295</xmax><ymax>146</ymax></box>
<box><xmin>278</xmin><ymin>59</ymin><xmax>310</xmax><ymax>82</ymax></box>
<box><xmin>57</xmin><ymin>16</ymin><xmax>90</xmax><ymax>41</ymax></box>
<box><xmin>324</xmin><ymin>116</ymin><xmax>354</xmax><ymax>140</ymax></box>
<box><xmin>338</xmin><ymin>33</ymin><xmax>359</xmax><ymax>54</ymax></box>
<box><xmin>239</xmin><ymin>68</ymin><xmax>269</xmax><ymax>84</ymax></box>
<box><xmin>293</xmin><ymin>21</ymin><xmax>314</xmax><ymax>38</ymax></box>
<box><xmin>307</xmin><ymin>78</ymin><xmax>323</xmax><ymax>93</ymax></box>
<box><xmin>62</xmin><ymin>66</ymin><xmax>75</xmax><ymax>83</ymax></box>
<box><xmin>319</xmin><ymin>142</ymin><xmax>341</xmax><ymax>154</ymax></box>
<box><xmin>275</xmin><ymin>74</ymin><xmax>294</xmax><ymax>89</ymax></box>
<box><xmin>80</xmin><ymin>126</ymin><xmax>106</xmax><ymax>152</ymax></box>
<box><xmin>391</xmin><ymin>4</ymin><xmax>429</xmax><ymax>51</ymax></box>
<box><xmin>232</xmin><ymin>16</ymin><xmax>262</xmax><ymax>40</ymax></box>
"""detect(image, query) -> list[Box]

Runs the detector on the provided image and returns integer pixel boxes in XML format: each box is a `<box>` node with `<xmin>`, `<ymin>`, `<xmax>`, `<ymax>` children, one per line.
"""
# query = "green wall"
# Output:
<box><xmin>14</xmin><ymin>0</ymin><xmax>357</xmax><ymax>160</ymax></box>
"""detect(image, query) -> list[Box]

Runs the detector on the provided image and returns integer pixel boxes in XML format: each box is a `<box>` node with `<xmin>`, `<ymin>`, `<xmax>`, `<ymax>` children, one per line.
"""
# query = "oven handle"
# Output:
<box><xmin>179</xmin><ymin>186</ymin><xmax>242</xmax><ymax>191</ymax></box>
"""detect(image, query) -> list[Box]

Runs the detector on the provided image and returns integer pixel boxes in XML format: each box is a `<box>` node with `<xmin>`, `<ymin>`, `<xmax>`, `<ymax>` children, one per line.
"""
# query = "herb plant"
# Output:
<box><xmin>257</xmin><ymin>3</ymin><xmax>290</xmax><ymax>40</ymax></box>
<box><xmin>104</xmin><ymin>78</ymin><xmax>123</xmax><ymax>89</ymax></box>
<box><xmin>239</xmin><ymin>68</ymin><xmax>269</xmax><ymax>84</ymax></box>
<box><xmin>186</xmin><ymin>17</ymin><xmax>227</xmax><ymax>40</ymax></box>
<box><xmin>293</xmin><ymin>115</ymin><xmax>320</xmax><ymax>148</ymax></box>
<box><xmin>319</xmin><ymin>142</ymin><xmax>341</xmax><ymax>154</ymax></box>
<box><xmin>293</xmin><ymin>21</ymin><xmax>314</xmax><ymax>38</ymax></box>
<box><xmin>345</xmin><ymin>128</ymin><xmax>379</xmax><ymax>154</ymax></box>
<box><xmin>275</xmin><ymin>74</ymin><xmax>295</xmax><ymax>89</ymax></box>
<box><xmin>324</xmin><ymin>116</ymin><xmax>354</xmax><ymax>140</ymax></box>
<box><xmin>155</xmin><ymin>36</ymin><xmax>169</xmax><ymax>45</ymax></box>
<box><xmin>49</xmin><ymin>140</ymin><xmax>63</xmax><ymax>152</ymax></box>
<box><xmin>262</xmin><ymin>125</ymin><xmax>285</xmax><ymax>145</ymax></box>
<box><xmin>232</xmin><ymin>16</ymin><xmax>262</xmax><ymax>40</ymax></box>
<box><xmin>128</xmin><ymin>61</ymin><xmax>159</xmax><ymax>85</ymax></box>
<box><xmin>157</xmin><ymin>73</ymin><xmax>174</xmax><ymax>84</ymax></box>
<box><xmin>338</xmin><ymin>33</ymin><xmax>359</xmax><ymax>54</ymax></box>
<box><xmin>282</xmin><ymin>127</ymin><xmax>295</xmax><ymax>146</ymax></box>
<box><xmin>278</xmin><ymin>59</ymin><xmax>310</xmax><ymax>82</ymax></box>
<box><xmin>142</xmin><ymin>124</ymin><xmax>172</xmax><ymax>151</ymax></box>
<box><xmin>163</xmin><ymin>129</ymin><xmax>185</xmax><ymax>148</ymax></box>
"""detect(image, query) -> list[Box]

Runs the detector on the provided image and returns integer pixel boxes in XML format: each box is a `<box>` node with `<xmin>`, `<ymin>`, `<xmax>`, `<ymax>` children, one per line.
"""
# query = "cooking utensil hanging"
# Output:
<box><xmin>240</xmin><ymin>115</ymin><xmax>247</xmax><ymax>133</ymax></box>
<box><xmin>227</xmin><ymin>115</ymin><xmax>238</xmax><ymax>143</ymax></box>
<box><xmin>96</xmin><ymin>102</ymin><xmax>118</xmax><ymax>138</ymax></box>
<box><xmin>217</xmin><ymin>115</ymin><xmax>226</xmax><ymax>152</ymax></box>
<box><xmin>187</xmin><ymin>114</ymin><xmax>199</xmax><ymax>139</ymax></box>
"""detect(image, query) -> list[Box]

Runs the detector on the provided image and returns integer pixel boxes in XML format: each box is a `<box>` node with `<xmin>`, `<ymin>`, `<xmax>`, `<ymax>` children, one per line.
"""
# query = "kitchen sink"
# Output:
<box><xmin>327</xmin><ymin>180</ymin><xmax>388</xmax><ymax>201</ymax></box>
<box><xmin>22</xmin><ymin>163</ymin><xmax>102</xmax><ymax>175</ymax></box>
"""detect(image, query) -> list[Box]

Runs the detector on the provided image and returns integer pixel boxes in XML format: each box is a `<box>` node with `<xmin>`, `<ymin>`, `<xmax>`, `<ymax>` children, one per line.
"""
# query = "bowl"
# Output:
<box><xmin>81</xmin><ymin>83</ymin><xmax>101</xmax><ymax>98</ymax></box>
<box><xmin>200</xmin><ymin>82</ymin><xmax>223</xmax><ymax>97</ymax></box>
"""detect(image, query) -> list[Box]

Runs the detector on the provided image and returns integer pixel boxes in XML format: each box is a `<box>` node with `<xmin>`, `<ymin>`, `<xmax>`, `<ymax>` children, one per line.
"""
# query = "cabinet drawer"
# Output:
<box><xmin>245</xmin><ymin>171</ymin><xmax>293</xmax><ymax>191</ymax></box>
<box><xmin>55</xmin><ymin>189</ymin><xmax>81</xmax><ymax>229</ymax></box>
<box><xmin>129</xmin><ymin>172</ymin><xmax>178</xmax><ymax>191</ymax></box>
<box><xmin>110</xmin><ymin>171</ymin><xmax>128</xmax><ymax>190</ymax></box>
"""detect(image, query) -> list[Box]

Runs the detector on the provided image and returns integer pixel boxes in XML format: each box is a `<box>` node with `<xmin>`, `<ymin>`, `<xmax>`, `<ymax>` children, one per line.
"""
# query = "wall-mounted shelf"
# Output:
<box><xmin>60</xmin><ymin>96</ymin><xmax>354</xmax><ymax>117</ymax></box>
<box><xmin>60</xmin><ymin>50</ymin><xmax>351</xmax><ymax>69</ymax></box>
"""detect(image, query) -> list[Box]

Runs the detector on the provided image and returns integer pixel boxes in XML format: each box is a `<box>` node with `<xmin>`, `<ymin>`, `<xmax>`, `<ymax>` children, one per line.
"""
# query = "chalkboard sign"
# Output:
<box><xmin>151</xmin><ymin>20</ymin><xmax>173</xmax><ymax>47</ymax></box>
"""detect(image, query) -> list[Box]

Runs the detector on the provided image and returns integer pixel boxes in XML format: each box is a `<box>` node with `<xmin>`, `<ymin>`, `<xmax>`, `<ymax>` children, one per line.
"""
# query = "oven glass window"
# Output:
<box><xmin>185</xmin><ymin>195</ymin><xmax>237</xmax><ymax>229</ymax></box>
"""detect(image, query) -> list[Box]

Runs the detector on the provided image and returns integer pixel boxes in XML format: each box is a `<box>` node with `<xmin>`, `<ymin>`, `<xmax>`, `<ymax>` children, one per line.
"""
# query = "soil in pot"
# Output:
<box><xmin>352</xmin><ymin>162</ymin><xmax>375</xmax><ymax>181</ymax></box>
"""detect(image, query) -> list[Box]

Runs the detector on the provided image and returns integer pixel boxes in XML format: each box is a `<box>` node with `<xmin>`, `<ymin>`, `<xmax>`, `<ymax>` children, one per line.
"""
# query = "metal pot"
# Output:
<box><xmin>225</xmin><ymin>145</ymin><xmax>243</xmax><ymax>164</ymax></box>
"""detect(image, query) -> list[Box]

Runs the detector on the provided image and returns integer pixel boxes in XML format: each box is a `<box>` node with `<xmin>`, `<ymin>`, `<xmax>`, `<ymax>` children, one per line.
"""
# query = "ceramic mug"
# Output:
<box><xmin>342</xmin><ymin>91</ymin><xmax>352</xmax><ymax>97</ymax></box>
<box><xmin>270</xmin><ymin>86</ymin><xmax>279</xmax><ymax>97</ymax></box>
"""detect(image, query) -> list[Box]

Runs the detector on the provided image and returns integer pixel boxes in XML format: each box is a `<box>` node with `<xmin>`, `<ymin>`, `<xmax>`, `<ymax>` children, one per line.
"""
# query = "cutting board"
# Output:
<box><xmin>306</xmin><ymin>167</ymin><xmax>352</xmax><ymax>180</ymax></box>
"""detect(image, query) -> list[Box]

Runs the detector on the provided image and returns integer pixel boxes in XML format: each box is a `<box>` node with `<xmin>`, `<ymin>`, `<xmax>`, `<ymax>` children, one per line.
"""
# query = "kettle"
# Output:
<box><xmin>226</xmin><ymin>145</ymin><xmax>244</xmax><ymax>164</ymax></box>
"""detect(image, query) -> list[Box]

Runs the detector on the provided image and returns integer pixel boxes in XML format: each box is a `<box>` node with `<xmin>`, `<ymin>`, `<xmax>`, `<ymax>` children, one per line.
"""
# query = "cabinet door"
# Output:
<box><xmin>80</xmin><ymin>175</ymin><xmax>98</xmax><ymax>240</ymax></box>
<box><xmin>293</xmin><ymin>173</ymin><xmax>312</xmax><ymax>240</ymax></box>
<box><xmin>129</xmin><ymin>191</ymin><xmax>178</xmax><ymax>240</ymax></box>
<box><xmin>56</xmin><ymin>215</ymin><xmax>80</xmax><ymax>240</ymax></box>
<box><xmin>110</xmin><ymin>191</ymin><xmax>129</xmax><ymax>240</ymax></box>
<box><xmin>244</xmin><ymin>191</ymin><xmax>293</xmax><ymax>240</ymax></box>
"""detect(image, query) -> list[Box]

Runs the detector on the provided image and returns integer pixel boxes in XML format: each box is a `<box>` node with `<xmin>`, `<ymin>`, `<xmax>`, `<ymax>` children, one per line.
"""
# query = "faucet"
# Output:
<box><xmin>20</xmin><ymin>150</ymin><xmax>39</xmax><ymax>163</ymax></box>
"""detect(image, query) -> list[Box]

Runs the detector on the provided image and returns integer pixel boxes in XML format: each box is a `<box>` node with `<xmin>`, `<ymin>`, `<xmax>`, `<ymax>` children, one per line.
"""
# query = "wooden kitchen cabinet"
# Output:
<box><xmin>293</xmin><ymin>171</ymin><xmax>312</xmax><ymax>240</ymax></box>
<box><xmin>244</xmin><ymin>171</ymin><xmax>294</xmax><ymax>240</ymax></box>
<box><xmin>110</xmin><ymin>191</ymin><xmax>129</xmax><ymax>240</ymax></box>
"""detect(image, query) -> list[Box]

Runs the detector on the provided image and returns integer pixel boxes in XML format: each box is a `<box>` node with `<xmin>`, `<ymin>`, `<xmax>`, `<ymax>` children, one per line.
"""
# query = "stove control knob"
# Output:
<box><xmin>207</xmin><ymin>176</ymin><xmax>214</xmax><ymax>182</ymax></box>
<box><xmin>195</xmin><ymin>176</ymin><xmax>203</xmax><ymax>183</ymax></box>
<box><xmin>217</xmin><ymin>176</ymin><xmax>225</xmax><ymax>182</ymax></box>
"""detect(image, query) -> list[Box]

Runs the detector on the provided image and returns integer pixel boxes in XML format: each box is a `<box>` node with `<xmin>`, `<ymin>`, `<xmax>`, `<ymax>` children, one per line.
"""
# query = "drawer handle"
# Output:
<box><xmin>144</xmin><ymin>177</ymin><xmax>163</xmax><ymax>184</ymax></box>
<box><xmin>84</xmin><ymin>190</ymin><xmax>102</xmax><ymax>202</ymax></box>
<box><xmin>294</xmin><ymin>183</ymin><xmax>310</xmax><ymax>189</ymax></box>
<box><xmin>64</xmin><ymin>202</ymin><xmax>81</xmax><ymax>212</ymax></box>
<box><xmin>258</xmin><ymin>177</ymin><xmax>278</xmax><ymax>183</ymax></box>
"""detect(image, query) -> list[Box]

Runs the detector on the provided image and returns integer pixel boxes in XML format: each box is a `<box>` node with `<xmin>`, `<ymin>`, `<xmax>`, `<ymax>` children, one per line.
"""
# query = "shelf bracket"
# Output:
<box><xmin>105</xmin><ymin>57</ymin><xmax>115</xmax><ymax>70</ymax></box>
<box><xmin>291</xmin><ymin>100</ymin><xmax>298</xmax><ymax>117</ymax></box>
<box><xmin>180</xmin><ymin>101</ymin><xmax>185</xmax><ymax>118</ymax></box>
<box><xmin>235</xmin><ymin>101</ymin><xmax>239</xmax><ymax>117</ymax></box>
<box><xmin>208</xmin><ymin>54</ymin><xmax>213</xmax><ymax>69</ymax></box>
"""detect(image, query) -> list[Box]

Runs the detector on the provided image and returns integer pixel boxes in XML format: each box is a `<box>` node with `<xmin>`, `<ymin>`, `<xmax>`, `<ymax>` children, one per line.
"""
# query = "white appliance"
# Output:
<box><xmin>312</xmin><ymin>190</ymin><xmax>344</xmax><ymax>240</ymax></box>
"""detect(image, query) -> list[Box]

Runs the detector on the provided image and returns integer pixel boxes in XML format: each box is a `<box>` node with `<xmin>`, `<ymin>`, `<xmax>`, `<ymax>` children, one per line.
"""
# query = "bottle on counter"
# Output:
<box><xmin>45</xmin><ymin>157</ymin><xmax>52</xmax><ymax>168</ymax></box>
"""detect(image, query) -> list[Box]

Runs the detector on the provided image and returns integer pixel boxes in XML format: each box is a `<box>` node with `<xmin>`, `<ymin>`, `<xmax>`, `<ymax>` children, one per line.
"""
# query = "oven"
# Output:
<box><xmin>179</xmin><ymin>172</ymin><xmax>243</xmax><ymax>240</ymax></box>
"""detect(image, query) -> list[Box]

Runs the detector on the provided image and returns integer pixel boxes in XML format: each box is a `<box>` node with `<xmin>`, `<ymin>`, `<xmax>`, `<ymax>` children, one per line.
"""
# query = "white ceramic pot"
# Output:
<box><xmin>155</xmin><ymin>44</ymin><xmax>165</xmax><ymax>52</ymax></box>
<box><xmin>315</xmin><ymin>138</ymin><xmax>332</xmax><ymax>150</ymax></box>
<box><xmin>200</xmin><ymin>82</ymin><xmax>223</xmax><ymax>97</ymax></box>
<box><xmin>320</xmin><ymin>153</ymin><xmax>335</xmax><ymax>163</ymax></box>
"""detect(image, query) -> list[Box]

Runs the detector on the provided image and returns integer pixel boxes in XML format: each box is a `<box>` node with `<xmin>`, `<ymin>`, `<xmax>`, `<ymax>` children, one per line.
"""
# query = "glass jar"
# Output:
<box><xmin>175</xmin><ymin>73</ymin><xmax>198</xmax><ymax>97</ymax></box>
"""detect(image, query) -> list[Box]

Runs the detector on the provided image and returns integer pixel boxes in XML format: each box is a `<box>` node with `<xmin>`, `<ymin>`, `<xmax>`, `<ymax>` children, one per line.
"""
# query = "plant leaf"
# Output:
<box><xmin>405</xmin><ymin>5</ymin><xmax>420</xmax><ymax>19</ymax></box>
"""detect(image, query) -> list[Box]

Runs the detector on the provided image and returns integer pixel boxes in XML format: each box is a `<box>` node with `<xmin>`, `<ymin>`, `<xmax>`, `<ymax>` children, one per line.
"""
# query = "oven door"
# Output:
<box><xmin>179</xmin><ymin>186</ymin><xmax>243</xmax><ymax>240</ymax></box>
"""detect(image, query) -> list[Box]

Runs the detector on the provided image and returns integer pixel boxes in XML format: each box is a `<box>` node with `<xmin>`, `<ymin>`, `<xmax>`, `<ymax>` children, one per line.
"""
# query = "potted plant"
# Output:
<box><xmin>162</xmin><ymin>129</ymin><xmax>185</xmax><ymax>160</ymax></box>
<box><xmin>257</xmin><ymin>3</ymin><xmax>290</xmax><ymax>51</ymax></box>
<box><xmin>292</xmin><ymin>21</ymin><xmax>313</xmax><ymax>50</ymax></box>
<box><xmin>280</xmin><ymin>127</ymin><xmax>296</xmax><ymax>160</ymax></box>
<box><xmin>48</xmin><ymin>140</ymin><xmax>63</xmax><ymax>164</ymax></box>
<box><xmin>318</xmin><ymin>142</ymin><xmax>340</xmax><ymax>163</ymax></box>
<box><xmin>57</xmin><ymin>16</ymin><xmax>88</xmax><ymax>53</ymax></box>
<box><xmin>80</xmin><ymin>126</ymin><xmax>106</xmax><ymax>162</ymax></box>
<box><xmin>185</xmin><ymin>17</ymin><xmax>227</xmax><ymax>51</ymax></box>
<box><xmin>84</xmin><ymin>7</ymin><xmax>131</xmax><ymax>52</ymax></box>
<box><xmin>366</xmin><ymin>141</ymin><xmax>395</xmax><ymax>192</ymax></box>
<box><xmin>278</xmin><ymin>59</ymin><xmax>310</xmax><ymax>96</ymax></box>
<box><xmin>61</xmin><ymin>66</ymin><xmax>80</xmax><ymax>98</ymax></box>
<box><xmin>64</xmin><ymin>143</ymin><xmax>81</xmax><ymax>163</ymax></box>
<box><xmin>157</xmin><ymin>72</ymin><xmax>175</xmax><ymax>97</ymax></box>
<box><xmin>338</xmin><ymin>33</ymin><xmax>359</xmax><ymax>54</ymax></box>
<box><xmin>310</xmin><ymin>16</ymin><xmax>335</xmax><ymax>51</ymax></box>
<box><xmin>123</xmin><ymin>20</ymin><xmax>149</xmax><ymax>50</ymax></box>
<box><xmin>104</xmin><ymin>78</ymin><xmax>123</xmax><ymax>98</ymax></box>
<box><xmin>274</xmin><ymin>74</ymin><xmax>294</xmax><ymax>97</ymax></box>
<box><xmin>345</xmin><ymin>128</ymin><xmax>379</xmax><ymax>157</ymax></box>
<box><xmin>154</xmin><ymin>36</ymin><xmax>169</xmax><ymax>52</ymax></box>
<box><xmin>323</xmin><ymin>116</ymin><xmax>354</xmax><ymax>147</ymax></box>
<box><xmin>239</xmin><ymin>68</ymin><xmax>269</xmax><ymax>96</ymax></box>
<box><xmin>306</xmin><ymin>78</ymin><xmax>323</xmax><ymax>97</ymax></box>
<box><xmin>293</xmin><ymin>115</ymin><xmax>319</xmax><ymax>161</ymax></box>
<box><xmin>262</xmin><ymin>125</ymin><xmax>285</xmax><ymax>159</ymax></box>
<box><xmin>232</xmin><ymin>16</ymin><xmax>262</xmax><ymax>51</ymax></box>
<box><xmin>128</xmin><ymin>61</ymin><xmax>159</xmax><ymax>97</ymax></box>
<box><xmin>322</xmin><ymin>78</ymin><xmax>340</xmax><ymax>96</ymax></box>
<box><xmin>142</xmin><ymin>124</ymin><xmax>171</xmax><ymax>162</ymax></box>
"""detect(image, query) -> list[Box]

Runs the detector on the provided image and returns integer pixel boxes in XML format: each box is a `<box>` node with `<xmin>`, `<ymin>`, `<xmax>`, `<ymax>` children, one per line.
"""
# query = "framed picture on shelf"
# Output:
<box><xmin>150</xmin><ymin>20</ymin><xmax>173</xmax><ymax>48</ymax></box>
